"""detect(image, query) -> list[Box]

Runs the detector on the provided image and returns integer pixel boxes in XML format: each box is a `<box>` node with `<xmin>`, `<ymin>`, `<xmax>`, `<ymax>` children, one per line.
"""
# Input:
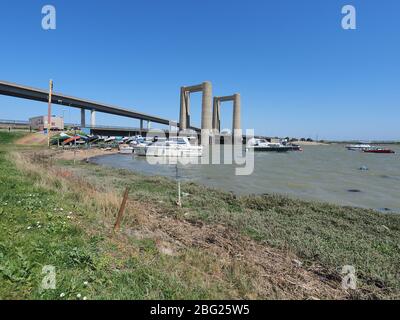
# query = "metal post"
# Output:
<box><xmin>74</xmin><ymin>127</ymin><xmax>77</xmax><ymax>165</ymax></box>
<box><xmin>47</xmin><ymin>80</ymin><xmax>53</xmax><ymax>148</ymax></box>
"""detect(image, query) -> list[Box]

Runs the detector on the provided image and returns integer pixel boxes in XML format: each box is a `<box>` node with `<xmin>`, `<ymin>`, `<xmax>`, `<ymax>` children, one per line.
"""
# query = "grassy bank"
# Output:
<box><xmin>1</xmin><ymin>132</ymin><xmax>400</xmax><ymax>299</ymax></box>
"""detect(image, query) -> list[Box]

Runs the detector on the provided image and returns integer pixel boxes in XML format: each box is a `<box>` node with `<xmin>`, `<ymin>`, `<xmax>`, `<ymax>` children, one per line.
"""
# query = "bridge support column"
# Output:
<box><xmin>212</xmin><ymin>97</ymin><xmax>221</xmax><ymax>133</ymax></box>
<box><xmin>233</xmin><ymin>94</ymin><xmax>241</xmax><ymax>144</ymax></box>
<box><xmin>201</xmin><ymin>81</ymin><xmax>213</xmax><ymax>132</ymax></box>
<box><xmin>179</xmin><ymin>81</ymin><xmax>213</xmax><ymax>146</ymax></box>
<box><xmin>233</xmin><ymin>94</ymin><xmax>241</xmax><ymax>134</ymax></box>
<box><xmin>147</xmin><ymin>121</ymin><xmax>151</xmax><ymax>130</ymax></box>
<box><xmin>80</xmin><ymin>109</ymin><xmax>86</xmax><ymax>128</ymax></box>
<box><xmin>212</xmin><ymin>93</ymin><xmax>242</xmax><ymax>143</ymax></box>
<box><xmin>90</xmin><ymin>109</ymin><xmax>96</xmax><ymax>127</ymax></box>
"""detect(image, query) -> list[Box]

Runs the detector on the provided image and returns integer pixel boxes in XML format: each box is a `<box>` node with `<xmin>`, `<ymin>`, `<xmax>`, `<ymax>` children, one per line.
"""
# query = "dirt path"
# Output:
<box><xmin>16</xmin><ymin>132</ymin><xmax>49</xmax><ymax>145</ymax></box>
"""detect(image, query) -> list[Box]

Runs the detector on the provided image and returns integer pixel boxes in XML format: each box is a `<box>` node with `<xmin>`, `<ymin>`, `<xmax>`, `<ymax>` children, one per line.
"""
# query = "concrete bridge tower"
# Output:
<box><xmin>212</xmin><ymin>93</ymin><xmax>241</xmax><ymax>140</ymax></box>
<box><xmin>179</xmin><ymin>81</ymin><xmax>213</xmax><ymax>132</ymax></box>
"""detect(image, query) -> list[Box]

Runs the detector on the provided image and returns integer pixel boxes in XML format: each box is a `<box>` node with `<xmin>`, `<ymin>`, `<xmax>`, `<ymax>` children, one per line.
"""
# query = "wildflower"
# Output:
<box><xmin>27</xmin><ymin>226</ymin><xmax>32</xmax><ymax>230</ymax></box>
<box><xmin>60</xmin><ymin>293</ymin><xmax>65</xmax><ymax>298</ymax></box>
<box><xmin>77</xmin><ymin>293</ymin><xmax>82</xmax><ymax>299</ymax></box>
<box><xmin>83</xmin><ymin>281</ymin><xmax>89</xmax><ymax>286</ymax></box>
<box><xmin>83</xmin><ymin>296</ymin><xmax>87</xmax><ymax>301</ymax></box>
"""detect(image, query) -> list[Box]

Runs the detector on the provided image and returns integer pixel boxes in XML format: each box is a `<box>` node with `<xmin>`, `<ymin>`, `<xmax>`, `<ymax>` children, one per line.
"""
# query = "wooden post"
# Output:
<box><xmin>113</xmin><ymin>187</ymin><xmax>130</xmax><ymax>232</ymax></box>
<box><xmin>177</xmin><ymin>181</ymin><xmax>182</xmax><ymax>207</ymax></box>
<box><xmin>47</xmin><ymin>79</ymin><xmax>53</xmax><ymax>148</ymax></box>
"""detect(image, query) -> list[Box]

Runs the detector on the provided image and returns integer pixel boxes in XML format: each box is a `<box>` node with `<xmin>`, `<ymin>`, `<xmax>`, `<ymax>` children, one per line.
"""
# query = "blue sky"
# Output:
<box><xmin>0</xmin><ymin>0</ymin><xmax>399</xmax><ymax>140</ymax></box>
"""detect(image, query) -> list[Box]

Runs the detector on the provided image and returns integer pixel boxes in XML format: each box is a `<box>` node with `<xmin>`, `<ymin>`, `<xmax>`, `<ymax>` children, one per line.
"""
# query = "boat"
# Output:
<box><xmin>363</xmin><ymin>148</ymin><xmax>395</xmax><ymax>154</ymax></box>
<box><xmin>119</xmin><ymin>144</ymin><xmax>134</xmax><ymax>154</ymax></box>
<box><xmin>104</xmin><ymin>136</ymin><xmax>116</xmax><ymax>143</ymax></box>
<box><xmin>346</xmin><ymin>144</ymin><xmax>371</xmax><ymax>151</ymax></box>
<box><xmin>247</xmin><ymin>138</ymin><xmax>302</xmax><ymax>152</ymax></box>
<box><xmin>62</xmin><ymin>136</ymin><xmax>81</xmax><ymax>145</ymax></box>
<box><xmin>133</xmin><ymin>137</ymin><xmax>203</xmax><ymax>157</ymax></box>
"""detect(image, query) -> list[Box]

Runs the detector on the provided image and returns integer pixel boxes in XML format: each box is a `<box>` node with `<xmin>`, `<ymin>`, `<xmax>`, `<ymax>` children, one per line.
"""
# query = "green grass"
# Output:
<box><xmin>0</xmin><ymin>131</ymin><xmax>25</xmax><ymax>145</ymax></box>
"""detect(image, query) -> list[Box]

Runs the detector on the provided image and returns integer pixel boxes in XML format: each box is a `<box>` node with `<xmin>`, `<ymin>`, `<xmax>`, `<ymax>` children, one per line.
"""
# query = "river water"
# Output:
<box><xmin>90</xmin><ymin>144</ymin><xmax>400</xmax><ymax>213</ymax></box>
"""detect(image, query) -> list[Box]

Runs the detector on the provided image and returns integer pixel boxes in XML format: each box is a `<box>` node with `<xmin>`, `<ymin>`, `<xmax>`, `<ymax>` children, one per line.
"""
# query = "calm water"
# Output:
<box><xmin>90</xmin><ymin>145</ymin><xmax>400</xmax><ymax>213</ymax></box>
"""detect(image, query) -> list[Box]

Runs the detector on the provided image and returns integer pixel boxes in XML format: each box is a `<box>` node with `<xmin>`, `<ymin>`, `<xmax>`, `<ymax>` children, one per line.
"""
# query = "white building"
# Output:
<box><xmin>29</xmin><ymin>115</ymin><xmax>64</xmax><ymax>131</ymax></box>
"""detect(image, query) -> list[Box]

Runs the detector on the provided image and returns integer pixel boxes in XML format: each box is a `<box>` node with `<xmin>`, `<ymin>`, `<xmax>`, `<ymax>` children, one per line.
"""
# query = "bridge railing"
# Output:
<box><xmin>0</xmin><ymin>119</ymin><xmax>30</xmax><ymax>125</ymax></box>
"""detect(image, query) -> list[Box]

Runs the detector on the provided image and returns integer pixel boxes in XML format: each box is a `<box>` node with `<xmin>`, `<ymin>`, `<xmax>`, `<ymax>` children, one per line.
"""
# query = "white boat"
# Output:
<box><xmin>133</xmin><ymin>137</ymin><xmax>203</xmax><ymax>157</ymax></box>
<box><xmin>119</xmin><ymin>144</ymin><xmax>134</xmax><ymax>154</ymax></box>
<box><xmin>346</xmin><ymin>144</ymin><xmax>371</xmax><ymax>151</ymax></box>
<box><xmin>104</xmin><ymin>136</ymin><xmax>116</xmax><ymax>143</ymax></box>
<box><xmin>247</xmin><ymin>138</ymin><xmax>302</xmax><ymax>152</ymax></box>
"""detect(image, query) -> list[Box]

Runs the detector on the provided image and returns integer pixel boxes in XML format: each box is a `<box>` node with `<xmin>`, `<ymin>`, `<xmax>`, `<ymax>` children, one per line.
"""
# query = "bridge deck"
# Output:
<box><xmin>0</xmin><ymin>80</ymin><xmax>175</xmax><ymax>126</ymax></box>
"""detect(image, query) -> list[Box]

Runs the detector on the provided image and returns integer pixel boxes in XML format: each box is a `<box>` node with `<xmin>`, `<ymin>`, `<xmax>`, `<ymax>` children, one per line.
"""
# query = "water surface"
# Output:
<box><xmin>90</xmin><ymin>144</ymin><xmax>400</xmax><ymax>213</ymax></box>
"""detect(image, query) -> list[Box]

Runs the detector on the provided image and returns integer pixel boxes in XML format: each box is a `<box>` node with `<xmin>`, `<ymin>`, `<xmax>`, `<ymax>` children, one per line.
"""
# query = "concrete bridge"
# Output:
<box><xmin>0</xmin><ymin>80</ymin><xmax>176</xmax><ymax>131</ymax></box>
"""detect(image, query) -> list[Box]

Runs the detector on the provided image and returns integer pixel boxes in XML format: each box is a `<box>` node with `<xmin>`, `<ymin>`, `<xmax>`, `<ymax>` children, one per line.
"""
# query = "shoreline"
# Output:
<box><xmin>53</xmin><ymin>147</ymin><xmax>119</xmax><ymax>161</ymax></box>
<box><xmin>86</xmin><ymin>152</ymin><xmax>400</xmax><ymax>215</ymax></box>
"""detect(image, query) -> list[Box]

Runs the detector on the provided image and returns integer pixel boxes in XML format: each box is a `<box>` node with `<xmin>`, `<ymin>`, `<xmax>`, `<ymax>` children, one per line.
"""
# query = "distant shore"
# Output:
<box><xmin>293</xmin><ymin>141</ymin><xmax>329</xmax><ymax>146</ymax></box>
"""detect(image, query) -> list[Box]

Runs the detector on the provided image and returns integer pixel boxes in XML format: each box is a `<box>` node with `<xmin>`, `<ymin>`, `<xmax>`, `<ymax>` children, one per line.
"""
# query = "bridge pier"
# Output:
<box><xmin>179</xmin><ymin>81</ymin><xmax>213</xmax><ymax>146</ymax></box>
<box><xmin>80</xmin><ymin>109</ymin><xmax>86</xmax><ymax>128</ymax></box>
<box><xmin>212</xmin><ymin>93</ymin><xmax>241</xmax><ymax>143</ymax></box>
<box><xmin>90</xmin><ymin>109</ymin><xmax>96</xmax><ymax>127</ymax></box>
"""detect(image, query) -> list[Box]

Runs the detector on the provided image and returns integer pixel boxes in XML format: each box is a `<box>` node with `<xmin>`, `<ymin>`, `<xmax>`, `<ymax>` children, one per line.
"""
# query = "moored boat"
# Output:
<box><xmin>133</xmin><ymin>137</ymin><xmax>203</xmax><ymax>157</ymax></box>
<box><xmin>363</xmin><ymin>148</ymin><xmax>395</xmax><ymax>154</ymax></box>
<box><xmin>346</xmin><ymin>144</ymin><xmax>371</xmax><ymax>151</ymax></box>
<box><xmin>247</xmin><ymin>138</ymin><xmax>302</xmax><ymax>152</ymax></box>
<box><xmin>119</xmin><ymin>144</ymin><xmax>134</xmax><ymax>154</ymax></box>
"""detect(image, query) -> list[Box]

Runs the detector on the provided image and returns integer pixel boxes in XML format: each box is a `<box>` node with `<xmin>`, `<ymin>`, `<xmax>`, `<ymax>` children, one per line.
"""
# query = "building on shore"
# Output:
<box><xmin>29</xmin><ymin>115</ymin><xmax>64</xmax><ymax>131</ymax></box>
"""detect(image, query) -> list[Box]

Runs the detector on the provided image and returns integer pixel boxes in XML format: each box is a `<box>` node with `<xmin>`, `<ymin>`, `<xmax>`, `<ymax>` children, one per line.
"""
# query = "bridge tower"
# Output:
<box><xmin>212</xmin><ymin>93</ymin><xmax>241</xmax><ymax>142</ymax></box>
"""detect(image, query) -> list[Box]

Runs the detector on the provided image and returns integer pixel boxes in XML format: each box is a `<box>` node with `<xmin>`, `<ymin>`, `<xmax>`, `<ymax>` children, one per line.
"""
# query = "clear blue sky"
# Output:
<box><xmin>0</xmin><ymin>0</ymin><xmax>399</xmax><ymax>140</ymax></box>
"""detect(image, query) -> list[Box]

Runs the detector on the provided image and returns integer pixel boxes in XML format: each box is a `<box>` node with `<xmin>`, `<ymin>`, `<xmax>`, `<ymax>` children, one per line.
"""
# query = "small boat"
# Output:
<box><xmin>63</xmin><ymin>136</ymin><xmax>81</xmax><ymax>145</ymax></box>
<box><xmin>247</xmin><ymin>139</ymin><xmax>302</xmax><ymax>152</ymax></box>
<box><xmin>59</xmin><ymin>132</ymin><xmax>72</xmax><ymax>140</ymax></box>
<box><xmin>133</xmin><ymin>137</ymin><xmax>203</xmax><ymax>157</ymax></box>
<box><xmin>119</xmin><ymin>144</ymin><xmax>134</xmax><ymax>154</ymax></box>
<box><xmin>363</xmin><ymin>148</ymin><xmax>395</xmax><ymax>154</ymax></box>
<box><xmin>346</xmin><ymin>144</ymin><xmax>371</xmax><ymax>151</ymax></box>
<box><xmin>104</xmin><ymin>136</ymin><xmax>116</xmax><ymax>143</ymax></box>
